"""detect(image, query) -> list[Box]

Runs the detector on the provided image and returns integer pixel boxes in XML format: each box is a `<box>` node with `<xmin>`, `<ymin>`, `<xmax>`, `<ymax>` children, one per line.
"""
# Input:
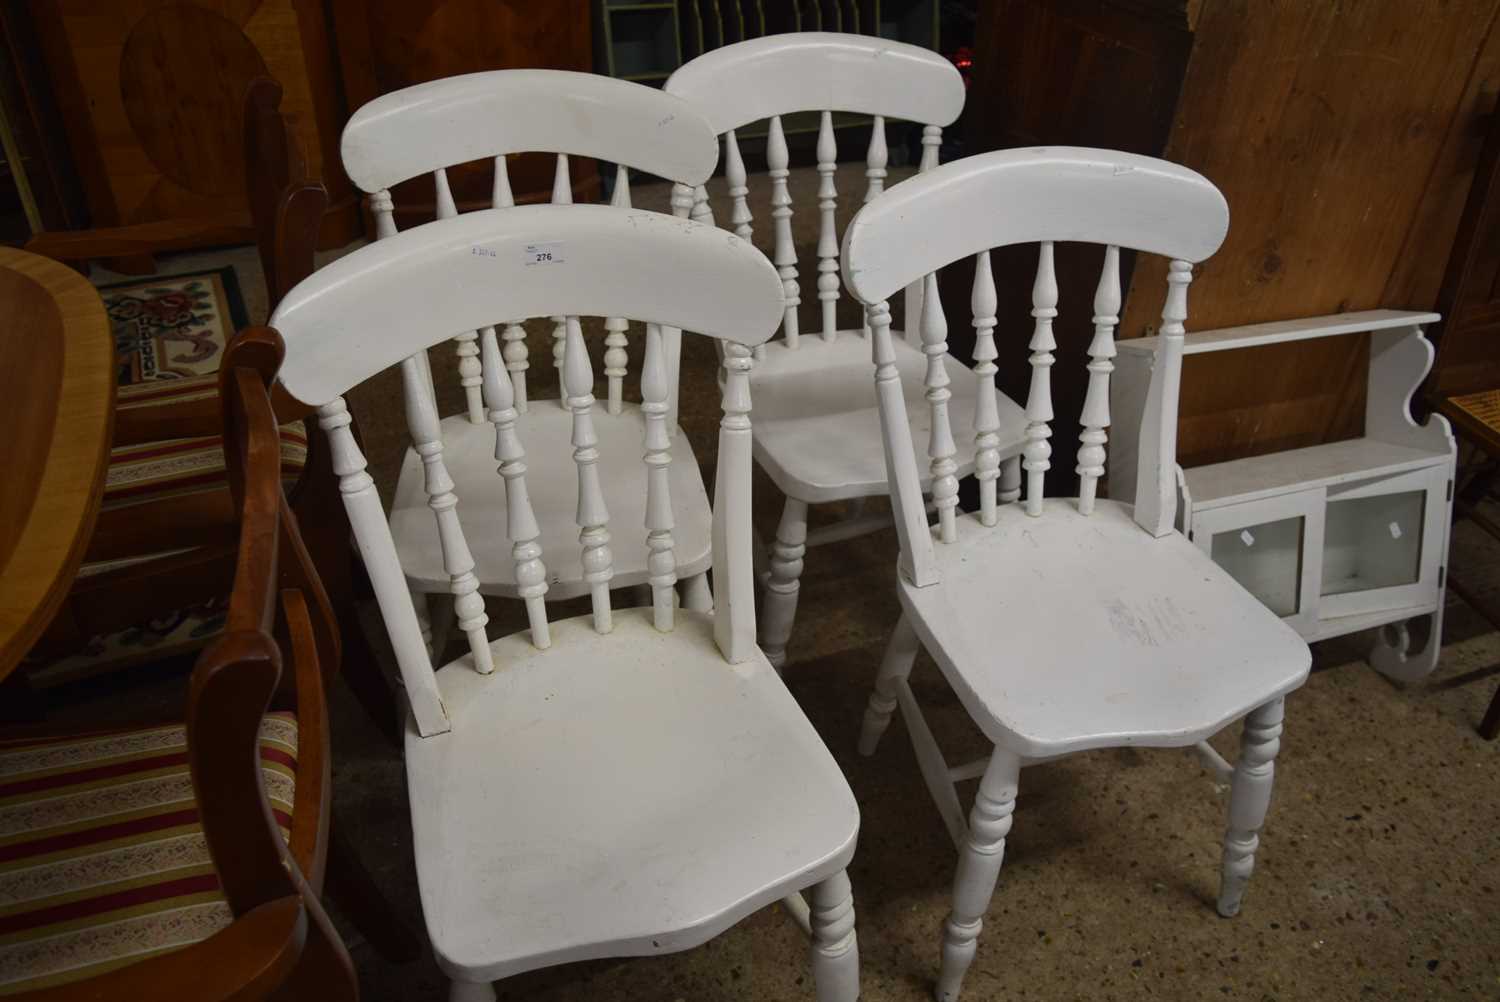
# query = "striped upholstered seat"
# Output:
<box><xmin>114</xmin><ymin>372</ymin><xmax>222</xmax><ymax>413</ymax></box>
<box><xmin>0</xmin><ymin>713</ymin><xmax>298</xmax><ymax>994</ymax></box>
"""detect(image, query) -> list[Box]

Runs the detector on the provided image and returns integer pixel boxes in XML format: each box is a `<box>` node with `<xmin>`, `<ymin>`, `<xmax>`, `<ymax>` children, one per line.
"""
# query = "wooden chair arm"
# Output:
<box><xmin>14</xmin><ymin>896</ymin><xmax>306</xmax><ymax>1002</ymax></box>
<box><xmin>24</xmin><ymin>215</ymin><xmax>252</xmax><ymax>263</ymax></box>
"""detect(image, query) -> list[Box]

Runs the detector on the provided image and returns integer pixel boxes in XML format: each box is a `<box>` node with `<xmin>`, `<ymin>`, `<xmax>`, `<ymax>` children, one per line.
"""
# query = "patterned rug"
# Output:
<box><xmin>100</xmin><ymin>266</ymin><xmax>247</xmax><ymax>387</ymax></box>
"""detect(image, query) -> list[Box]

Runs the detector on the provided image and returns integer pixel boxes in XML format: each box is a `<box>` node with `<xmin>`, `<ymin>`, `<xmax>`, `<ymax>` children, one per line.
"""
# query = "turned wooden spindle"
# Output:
<box><xmin>864</xmin><ymin>115</ymin><xmax>888</xmax><ymax>203</ymax></box>
<box><xmin>816</xmin><ymin>110</ymin><xmax>840</xmax><ymax>342</ymax></box>
<box><xmin>433</xmin><ymin>167</ymin><xmax>485</xmax><ymax>424</ymax></box>
<box><xmin>725</xmin><ymin>130</ymin><xmax>753</xmax><ymax>240</ymax></box>
<box><xmin>902</xmin><ymin>125</ymin><xmax>944</xmax><ymax>344</ymax></box>
<box><xmin>724</xmin><ymin>131</ymin><xmax>767</xmax><ymax>363</ymax></box>
<box><xmin>493</xmin><ymin>155</ymin><xmax>530</xmax><ymax>413</ymax></box>
<box><xmin>921</xmin><ymin>273</ymin><xmax>959</xmax><ymax>542</ymax></box>
<box><xmin>691</xmin><ymin>184</ymin><xmax>714</xmax><ymax>226</ymax></box>
<box><xmin>860</xmin><ymin>116</ymin><xmax>888</xmax><ymax>340</ymax></box>
<box><xmin>867</xmin><ymin>299</ymin><xmax>938</xmax><ymax>587</ymax></box>
<box><xmin>564</xmin><ymin>316</ymin><xmax>613</xmax><ymax>633</ymax></box>
<box><xmin>603</xmin><ymin>164</ymin><xmax>633</xmax><ymax>416</ymax></box>
<box><xmin>767</xmin><ymin>114</ymin><xmax>800</xmax><ymax>347</ymax></box>
<box><xmin>663</xmin><ymin>183</ymin><xmax>696</xmax><ymax>430</ymax></box>
<box><xmin>970</xmin><ymin>250</ymin><xmax>1001</xmax><ymax>527</ymax></box>
<box><xmin>1134</xmin><ymin>259</ymin><xmax>1194</xmax><ymax>535</ymax></box>
<box><xmin>550</xmin><ymin>153</ymin><xmax>573</xmax><ymax>404</ymax></box>
<box><xmin>1022</xmin><ymin>241</ymin><xmax>1058</xmax><ymax>516</ymax></box>
<box><xmin>713</xmin><ymin>341</ymin><xmax>758</xmax><ymax>663</ymax></box>
<box><xmin>479</xmin><ymin>327</ymin><xmax>549</xmax><ymax>649</ymax></box>
<box><xmin>1077</xmin><ymin>245</ymin><xmax>1121</xmax><ymax>515</ymax></box>
<box><xmin>641</xmin><ymin>322</ymin><xmax>676</xmax><ymax>631</ymax></box>
<box><xmin>318</xmin><ymin>398</ymin><xmax>447</xmax><ymax>734</ymax></box>
<box><xmin>400</xmin><ymin>353</ymin><xmax>493</xmax><ymax>673</ymax></box>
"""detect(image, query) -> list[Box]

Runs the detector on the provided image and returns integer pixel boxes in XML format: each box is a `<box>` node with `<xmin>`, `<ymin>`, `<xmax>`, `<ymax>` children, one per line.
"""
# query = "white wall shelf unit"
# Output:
<box><xmin>1111</xmin><ymin>310</ymin><xmax>1456</xmax><ymax>682</ymax></box>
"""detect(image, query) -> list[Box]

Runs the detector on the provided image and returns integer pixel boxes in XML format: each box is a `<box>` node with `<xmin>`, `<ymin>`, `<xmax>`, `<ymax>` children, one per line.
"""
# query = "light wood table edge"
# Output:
<box><xmin>0</xmin><ymin>247</ymin><xmax>115</xmax><ymax>674</ymax></box>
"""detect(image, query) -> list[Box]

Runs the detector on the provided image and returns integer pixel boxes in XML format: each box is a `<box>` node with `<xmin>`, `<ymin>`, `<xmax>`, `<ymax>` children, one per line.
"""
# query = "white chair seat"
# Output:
<box><xmin>749</xmin><ymin>328</ymin><xmax>1027</xmax><ymax>503</ymax></box>
<box><xmin>405</xmin><ymin>608</ymin><xmax>861</xmax><ymax>982</ymax></box>
<box><xmin>900</xmin><ymin>499</ymin><xmax>1311</xmax><ymax>759</ymax></box>
<box><xmin>391</xmin><ymin>405</ymin><xmax>713</xmax><ymax>599</ymax></box>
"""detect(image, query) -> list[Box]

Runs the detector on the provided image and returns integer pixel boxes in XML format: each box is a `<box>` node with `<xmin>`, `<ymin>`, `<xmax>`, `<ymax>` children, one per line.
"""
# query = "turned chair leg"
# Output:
<box><xmin>1217</xmin><ymin>697</ymin><xmax>1285</xmax><ymax>917</ymax></box>
<box><xmin>858</xmin><ymin>613</ymin><xmax>921</xmax><ymax>756</ymax></box>
<box><xmin>809</xmin><ymin>869</ymin><xmax>860</xmax><ymax>1002</ymax></box>
<box><xmin>682</xmin><ymin>572</ymin><xmax>714</xmax><ymax>612</ymax></box>
<box><xmin>760</xmin><ymin>496</ymin><xmax>810</xmax><ymax>670</ymax></box>
<box><xmin>448</xmin><ymin>979</ymin><xmax>496</xmax><ymax>1002</ymax></box>
<box><xmin>937</xmin><ymin>748</ymin><xmax>1021</xmax><ymax>1002</ymax></box>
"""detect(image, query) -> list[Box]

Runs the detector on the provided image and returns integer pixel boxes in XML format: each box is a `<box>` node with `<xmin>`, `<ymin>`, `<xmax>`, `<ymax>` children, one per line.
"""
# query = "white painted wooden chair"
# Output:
<box><xmin>268</xmin><ymin>205</ymin><xmax>861</xmax><ymax>1002</ymax></box>
<box><xmin>339</xmin><ymin>70</ymin><xmax>723</xmax><ymax>651</ymax></box>
<box><xmin>842</xmin><ymin>148</ymin><xmax>1313</xmax><ymax>1002</ymax></box>
<box><xmin>666</xmin><ymin>34</ymin><xmax>1028</xmax><ymax>669</ymax></box>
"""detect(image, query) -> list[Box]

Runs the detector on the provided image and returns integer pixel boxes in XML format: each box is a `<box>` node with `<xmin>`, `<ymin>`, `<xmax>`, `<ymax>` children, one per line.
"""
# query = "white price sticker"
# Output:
<box><xmin>524</xmin><ymin>242</ymin><xmax>565</xmax><ymax>267</ymax></box>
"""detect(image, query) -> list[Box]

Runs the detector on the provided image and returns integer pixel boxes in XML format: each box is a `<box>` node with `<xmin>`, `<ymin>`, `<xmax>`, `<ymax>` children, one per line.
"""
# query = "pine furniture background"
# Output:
<box><xmin>959</xmin><ymin>0</ymin><xmax>1500</xmax><ymax>493</ymax></box>
<box><xmin>24</xmin><ymin>0</ymin><xmax>360</xmax><ymax>260</ymax></box>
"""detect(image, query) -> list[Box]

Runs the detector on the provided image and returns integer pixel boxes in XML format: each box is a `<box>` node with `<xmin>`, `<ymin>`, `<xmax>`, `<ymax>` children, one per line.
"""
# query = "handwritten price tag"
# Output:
<box><xmin>524</xmin><ymin>242</ymin><xmax>565</xmax><ymax>267</ymax></box>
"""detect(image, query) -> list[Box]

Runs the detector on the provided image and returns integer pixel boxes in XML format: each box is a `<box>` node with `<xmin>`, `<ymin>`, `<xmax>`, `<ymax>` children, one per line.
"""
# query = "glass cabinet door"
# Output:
<box><xmin>1319</xmin><ymin>466</ymin><xmax>1449</xmax><ymax>619</ymax></box>
<box><xmin>1210</xmin><ymin>515</ymin><xmax>1306</xmax><ymax>617</ymax></box>
<box><xmin>1190</xmin><ymin>490</ymin><xmax>1324</xmax><ymax>637</ymax></box>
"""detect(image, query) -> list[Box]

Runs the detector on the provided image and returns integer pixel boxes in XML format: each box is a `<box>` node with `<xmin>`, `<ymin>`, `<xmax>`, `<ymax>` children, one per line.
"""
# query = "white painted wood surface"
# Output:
<box><xmin>841</xmin><ymin>147</ymin><xmax>1308</xmax><ymax>1001</ymax></box>
<box><xmin>1111</xmin><ymin>312</ymin><xmax>1456</xmax><ymax>682</ymax></box>
<box><xmin>273</xmin><ymin>206</ymin><xmax>779</xmax><ymax>406</ymax></box>
<box><xmin>342</xmin><ymin>69</ymin><xmax>718</xmax><ymax>193</ymax></box>
<box><xmin>405</xmin><ymin>610</ymin><xmax>859</xmax><ymax>984</ymax></box>
<box><xmin>891</xmin><ymin>502</ymin><xmax>1309</xmax><ymax>756</ymax></box>
<box><xmin>663</xmin><ymin>32</ymin><xmax>964</xmax><ymax>135</ymax></box>
<box><xmin>278</xmin><ymin>204</ymin><xmax>859</xmax><ymax>999</ymax></box>
<box><xmin>1115</xmin><ymin>308</ymin><xmax>1442</xmax><ymax>356</ymax></box>
<box><xmin>668</xmin><ymin>39</ymin><xmax>1031</xmax><ymax>666</ymax></box>
<box><xmin>969</xmin><ymin>251</ymin><xmax>1001</xmax><ymax>526</ymax></box>
<box><xmin>1075</xmin><ymin>245</ymin><xmax>1120</xmax><ymax>515</ymax></box>
<box><xmin>841</xmin><ymin>148</ymin><xmax>1228</xmax><ymax>305</ymax></box>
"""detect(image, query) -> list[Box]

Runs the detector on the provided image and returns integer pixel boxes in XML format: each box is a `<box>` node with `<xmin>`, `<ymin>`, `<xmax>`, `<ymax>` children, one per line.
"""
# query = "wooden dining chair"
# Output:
<box><xmin>0</xmin><ymin>336</ymin><xmax>354</xmax><ymax>999</ymax></box>
<box><xmin>842</xmin><ymin>148</ymin><xmax>1313</xmax><ymax>1001</ymax></box>
<box><xmin>22</xmin><ymin>78</ymin><xmax>398</xmax><ymax>744</ymax></box>
<box><xmin>665</xmin><ymin>33</ymin><xmax>1029</xmax><ymax>670</ymax></box>
<box><xmin>263</xmin><ymin>203</ymin><xmax>860</xmax><ymax>1002</ymax></box>
<box><xmin>338</xmin><ymin>70</ymin><xmax>726</xmax><ymax>656</ymax></box>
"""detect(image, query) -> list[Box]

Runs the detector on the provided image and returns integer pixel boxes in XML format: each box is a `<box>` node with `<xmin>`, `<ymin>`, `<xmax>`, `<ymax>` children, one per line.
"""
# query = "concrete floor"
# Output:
<box><xmin>78</xmin><ymin>164</ymin><xmax>1500</xmax><ymax>1000</ymax></box>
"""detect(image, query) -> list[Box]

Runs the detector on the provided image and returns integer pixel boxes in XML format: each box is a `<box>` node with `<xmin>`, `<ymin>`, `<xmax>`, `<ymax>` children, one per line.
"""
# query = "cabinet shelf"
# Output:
<box><xmin>1185</xmin><ymin>437</ymin><xmax>1448</xmax><ymax>510</ymax></box>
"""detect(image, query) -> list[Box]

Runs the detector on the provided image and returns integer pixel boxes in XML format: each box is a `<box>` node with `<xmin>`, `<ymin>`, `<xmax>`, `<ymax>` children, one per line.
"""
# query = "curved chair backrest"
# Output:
<box><xmin>666</xmin><ymin>32</ymin><xmax>966</xmax><ymax>349</ymax></box>
<box><xmin>840</xmin><ymin>147</ymin><xmax>1229</xmax><ymax>587</ymax></box>
<box><xmin>270</xmin><ymin>205</ymin><xmax>784</xmax><ymax>738</ymax></box>
<box><xmin>340</xmin><ymin>69</ymin><xmax>720</xmax><ymax>425</ymax></box>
